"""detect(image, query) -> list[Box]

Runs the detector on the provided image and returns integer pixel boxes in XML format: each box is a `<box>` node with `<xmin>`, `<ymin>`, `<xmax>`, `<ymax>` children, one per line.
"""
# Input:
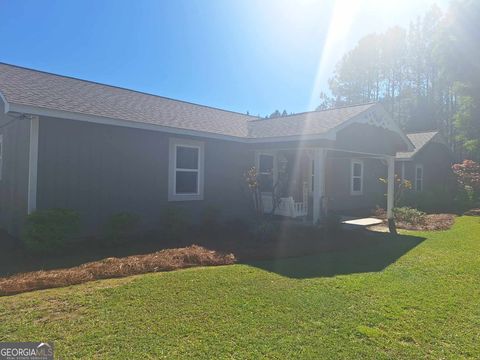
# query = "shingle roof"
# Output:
<box><xmin>0</xmin><ymin>63</ymin><xmax>254</xmax><ymax>137</ymax></box>
<box><xmin>396</xmin><ymin>131</ymin><xmax>439</xmax><ymax>159</ymax></box>
<box><xmin>247</xmin><ymin>103</ymin><xmax>376</xmax><ymax>138</ymax></box>
<box><xmin>0</xmin><ymin>63</ymin><xmax>381</xmax><ymax>140</ymax></box>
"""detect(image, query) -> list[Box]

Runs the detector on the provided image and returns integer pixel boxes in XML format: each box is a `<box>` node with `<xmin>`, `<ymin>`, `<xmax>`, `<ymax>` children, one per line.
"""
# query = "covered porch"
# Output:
<box><xmin>254</xmin><ymin>147</ymin><xmax>396</xmax><ymax>226</ymax></box>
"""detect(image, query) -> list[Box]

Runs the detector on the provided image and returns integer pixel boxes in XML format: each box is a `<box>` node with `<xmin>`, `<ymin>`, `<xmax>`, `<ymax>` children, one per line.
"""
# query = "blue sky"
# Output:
<box><xmin>0</xmin><ymin>0</ymin><xmax>447</xmax><ymax>116</ymax></box>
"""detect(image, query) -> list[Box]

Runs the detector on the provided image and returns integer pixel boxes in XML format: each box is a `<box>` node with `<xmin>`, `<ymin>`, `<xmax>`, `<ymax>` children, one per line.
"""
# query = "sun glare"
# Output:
<box><xmin>307</xmin><ymin>0</ymin><xmax>361</xmax><ymax>111</ymax></box>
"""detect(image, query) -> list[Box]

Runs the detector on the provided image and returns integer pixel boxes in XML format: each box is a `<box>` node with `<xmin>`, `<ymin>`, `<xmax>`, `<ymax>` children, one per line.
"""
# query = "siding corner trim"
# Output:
<box><xmin>27</xmin><ymin>116</ymin><xmax>39</xmax><ymax>214</ymax></box>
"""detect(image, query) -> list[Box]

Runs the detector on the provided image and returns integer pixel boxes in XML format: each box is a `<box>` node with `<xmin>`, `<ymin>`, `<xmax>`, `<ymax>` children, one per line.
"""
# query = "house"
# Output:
<box><xmin>396</xmin><ymin>131</ymin><xmax>454</xmax><ymax>192</ymax></box>
<box><xmin>0</xmin><ymin>63</ymin><xmax>413</xmax><ymax>236</ymax></box>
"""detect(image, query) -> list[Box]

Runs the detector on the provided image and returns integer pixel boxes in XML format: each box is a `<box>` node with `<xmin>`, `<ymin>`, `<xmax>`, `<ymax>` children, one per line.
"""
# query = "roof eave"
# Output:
<box><xmin>324</xmin><ymin>103</ymin><xmax>415</xmax><ymax>152</ymax></box>
<box><xmin>7</xmin><ymin>102</ymin><xmax>251</xmax><ymax>142</ymax></box>
<box><xmin>7</xmin><ymin>102</ymin><xmax>337</xmax><ymax>144</ymax></box>
<box><xmin>374</xmin><ymin>105</ymin><xmax>415</xmax><ymax>152</ymax></box>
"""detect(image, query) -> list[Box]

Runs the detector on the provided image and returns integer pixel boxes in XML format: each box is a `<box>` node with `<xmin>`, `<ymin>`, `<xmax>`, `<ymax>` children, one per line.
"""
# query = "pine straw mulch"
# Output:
<box><xmin>369</xmin><ymin>213</ymin><xmax>456</xmax><ymax>232</ymax></box>
<box><xmin>0</xmin><ymin>245</ymin><xmax>235</xmax><ymax>296</ymax></box>
<box><xmin>464</xmin><ymin>208</ymin><xmax>480</xmax><ymax>216</ymax></box>
<box><xmin>396</xmin><ymin>213</ymin><xmax>456</xmax><ymax>231</ymax></box>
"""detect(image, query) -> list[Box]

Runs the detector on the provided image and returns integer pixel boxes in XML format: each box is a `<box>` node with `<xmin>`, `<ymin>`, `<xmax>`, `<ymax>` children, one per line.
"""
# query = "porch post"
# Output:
<box><xmin>313</xmin><ymin>148</ymin><xmax>326</xmax><ymax>225</ymax></box>
<box><xmin>386</xmin><ymin>156</ymin><xmax>396</xmax><ymax>234</ymax></box>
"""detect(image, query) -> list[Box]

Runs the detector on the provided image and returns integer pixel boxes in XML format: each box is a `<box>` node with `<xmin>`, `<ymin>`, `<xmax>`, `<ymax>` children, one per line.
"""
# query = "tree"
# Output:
<box><xmin>442</xmin><ymin>0</ymin><xmax>480</xmax><ymax>159</ymax></box>
<box><xmin>266</xmin><ymin>109</ymin><xmax>290</xmax><ymax>119</ymax></box>
<box><xmin>321</xmin><ymin>1</ymin><xmax>480</xmax><ymax>161</ymax></box>
<box><xmin>268</xmin><ymin>110</ymin><xmax>281</xmax><ymax>118</ymax></box>
<box><xmin>316</xmin><ymin>91</ymin><xmax>334</xmax><ymax>110</ymax></box>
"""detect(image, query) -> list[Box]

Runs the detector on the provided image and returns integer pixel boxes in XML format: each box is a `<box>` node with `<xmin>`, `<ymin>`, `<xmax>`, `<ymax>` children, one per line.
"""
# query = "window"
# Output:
<box><xmin>258</xmin><ymin>153</ymin><xmax>274</xmax><ymax>192</ymax></box>
<box><xmin>168</xmin><ymin>138</ymin><xmax>204</xmax><ymax>201</ymax></box>
<box><xmin>351</xmin><ymin>159</ymin><xmax>363</xmax><ymax>195</ymax></box>
<box><xmin>0</xmin><ymin>134</ymin><xmax>3</xmax><ymax>181</ymax></box>
<box><xmin>415</xmin><ymin>164</ymin><xmax>423</xmax><ymax>192</ymax></box>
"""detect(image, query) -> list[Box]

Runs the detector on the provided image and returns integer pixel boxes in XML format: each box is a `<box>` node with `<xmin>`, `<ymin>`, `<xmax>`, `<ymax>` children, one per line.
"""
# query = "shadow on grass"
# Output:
<box><xmin>0</xmin><ymin>224</ymin><xmax>425</xmax><ymax>280</ymax></box>
<box><xmin>247</xmin><ymin>231</ymin><xmax>425</xmax><ymax>279</ymax></box>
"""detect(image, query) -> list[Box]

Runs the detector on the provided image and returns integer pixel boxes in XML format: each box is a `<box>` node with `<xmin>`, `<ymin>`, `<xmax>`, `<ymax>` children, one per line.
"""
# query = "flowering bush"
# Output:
<box><xmin>452</xmin><ymin>160</ymin><xmax>480</xmax><ymax>191</ymax></box>
<box><xmin>244</xmin><ymin>166</ymin><xmax>262</xmax><ymax>216</ymax></box>
<box><xmin>452</xmin><ymin>160</ymin><xmax>480</xmax><ymax>208</ymax></box>
<box><xmin>379</xmin><ymin>174</ymin><xmax>412</xmax><ymax>206</ymax></box>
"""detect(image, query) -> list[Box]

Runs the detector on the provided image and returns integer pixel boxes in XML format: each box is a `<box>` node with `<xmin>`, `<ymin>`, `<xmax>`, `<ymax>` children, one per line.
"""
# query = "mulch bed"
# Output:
<box><xmin>0</xmin><ymin>223</ymin><xmax>383</xmax><ymax>296</ymax></box>
<box><xmin>1</xmin><ymin>217</ymin><xmax>441</xmax><ymax>296</ymax></box>
<box><xmin>370</xmin><ymin>213</ymin><xmax>456</xmax><ymax>232</ymax></box>
<box><xmin>0</xmin><ymin>245</ymin><xmax>235</xmax><ymax>296</ymax></box>
<box><xmin>396</xmin><ymin>214</ymin><xmax>456</xmax><ymax>231</ymax></box>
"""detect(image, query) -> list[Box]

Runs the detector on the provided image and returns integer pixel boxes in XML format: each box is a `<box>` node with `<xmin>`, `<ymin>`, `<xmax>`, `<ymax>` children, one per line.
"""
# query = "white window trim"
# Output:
<box><xmin>415</xmin><ymin>163</ymin><xmax>423</xmax><ymax>192</ymax></box>
<box><xmin>168</xmin><ymin>138</ymin><xmax>204</xmax><ymax>201</ymax></box>
<box><xmin>350</xmin><ymin>159</ymin><xmax>364</xmax><ymax>195</ymax></box>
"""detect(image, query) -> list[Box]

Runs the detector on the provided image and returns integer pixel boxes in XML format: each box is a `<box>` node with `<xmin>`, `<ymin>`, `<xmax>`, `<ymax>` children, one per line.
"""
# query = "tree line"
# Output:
<box><xmin>318</xmin><ymin>0</ymin><xmax>480</xmax><ymax>161</ymax></box>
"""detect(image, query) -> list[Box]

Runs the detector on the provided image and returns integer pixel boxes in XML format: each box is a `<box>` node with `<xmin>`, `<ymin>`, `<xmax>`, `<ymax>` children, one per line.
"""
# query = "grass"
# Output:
<box><xmin>0</xmin><ymin>216</ymin><xmax>479</xmax><ymax>359</ymax></box>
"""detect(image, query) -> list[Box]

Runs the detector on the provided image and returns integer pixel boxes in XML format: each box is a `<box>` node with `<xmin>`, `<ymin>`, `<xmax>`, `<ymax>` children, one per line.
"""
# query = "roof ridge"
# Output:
<box><xmin>0</xmin><ymin>62</ymin><xmax>259</xmax><ymax>120</ymax></box>
<box><xmin>248</xmin><ymin>102</ymin><xmax>377</xmax><ymax>122</ymax></box>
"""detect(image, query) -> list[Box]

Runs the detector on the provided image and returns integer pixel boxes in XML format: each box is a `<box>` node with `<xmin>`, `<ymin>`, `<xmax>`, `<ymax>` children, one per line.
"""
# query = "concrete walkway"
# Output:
<box><xmin>341</xmin><ymin>217</ymin><xmax>383</xmax><ymax>227</ymax></box>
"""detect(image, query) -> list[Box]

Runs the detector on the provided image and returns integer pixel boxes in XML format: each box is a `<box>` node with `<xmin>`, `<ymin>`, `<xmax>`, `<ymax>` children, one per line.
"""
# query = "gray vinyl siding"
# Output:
<box><xmin>36</xmin><ymin>116</ymin><xmax>253</xmax><ymax>234</ymax></box>
<box><xmin>334</xmin><ymin>123</ymin><xmax>403</xmax><ymax>156</ymax></box>
<box><xmin>326</xmin><ymin>156</ymin><xmax>387</xmax><ymax>214</ymax></box>
<box><xmin>0</xmin><ymin>107</ymin><xmax>30</xmax><ymax>236</ymax></box>
<box><xmin>325</xmin><ymin>124</ymin><xmax>399</xmax><ymax>215</ymax></box>
<box><xmin>395</xmin><ymin>142</ymin><xmax>455</xmax><ymax>193</ymax></box>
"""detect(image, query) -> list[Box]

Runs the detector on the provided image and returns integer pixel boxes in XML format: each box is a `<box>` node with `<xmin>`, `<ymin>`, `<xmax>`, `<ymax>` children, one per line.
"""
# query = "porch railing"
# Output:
<box><xmin>261</xmin><ymin>194</ymin><xmax>307</xmax><ymax>218</ymax></box>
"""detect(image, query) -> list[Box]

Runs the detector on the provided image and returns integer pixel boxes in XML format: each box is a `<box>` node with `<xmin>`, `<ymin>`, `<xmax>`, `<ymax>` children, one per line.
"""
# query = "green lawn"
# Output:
<box><xmin>1</xmin><ymin>217</ymin><xmax>479</xmax><ymax>359</ymax></box>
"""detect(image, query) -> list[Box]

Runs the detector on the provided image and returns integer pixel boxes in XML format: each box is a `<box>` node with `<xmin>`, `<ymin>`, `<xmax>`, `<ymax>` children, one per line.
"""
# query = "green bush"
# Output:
<box><xmin>400</xmin><ymin>186</ymin><xmax>455</xmax><ymax>213</ymax></box>
<box><xmin>161</xmin><ymin>206</ymin><xmax>189</xmax><ymax>242</ymax></box>
<box><xmin>22</xmin><ymin>208</ymin><xmax>81</xmax><ymax>253</ymax></box>
<box><xmin>200</xmin><ymin>206</ymin><xmax>221</xmax><ymax>234</ymax></box>
<box><xmin>224</xmin><ymin>218</ymin><xmax>250</xmax><ymax>235</ymax></box>
<box><xmin>453</xmin><ymin>186</ymin><xmax>477</xmax><ymax>213</ymax></box>
<box><xmin>393</xmin><ymin>207</ymin><xmax>426</xmax><ymax>225</ymax></box>
<box><xmin>252</xmin><ymin>220</ymin><xmax>280</xmax><ymax>242</ymax></box>
<box><xmin>103</xmin><ymin>212</ymin><xmax>141</xmax><ymax>245</ymax></box>
<box><xmin>325</xmin><ymin>212</ymin><xmax>342</xmax><ymax>232</ymax></box>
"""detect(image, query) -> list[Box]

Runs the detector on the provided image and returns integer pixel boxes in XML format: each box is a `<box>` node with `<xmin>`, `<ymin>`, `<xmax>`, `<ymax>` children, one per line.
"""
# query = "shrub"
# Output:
<box><xmin>252</xmin><ymin>220</ymin><xmax>280</xmax><ymax>242</ymax></box>
<box><xmin>22</xmin><ymin>208</ymin><xmax>81</xmax><ymax>253</ymax></box>
<box><xmin>325</xmin><ymin>212</ymin><xmax>342</xmax><ymax>232</ymax></box>
<box><xmin>453</xmin><ymin>186</ymin><xmax>476</xmax><ymax>213</ymax></box>
<box><xmin>224</xmin><ymin>218</ymin><xmax>250</xmax><ymax>235</ymax></box>
<box><xmin>400</xmin><ymin>186</ymin><xmax>455</xmax><ymax>213</ymax></box>
<box><xmin>393</xmin><ymin>207</ymin><xmax>426</xmax><ymax>225</ymax></box>
<box><xmin>103</xmin><ymin>212</ymin><xmax>141</xmax><ymax>245</ymax></box>
<box><xmin>372</xmin><ymin>206</ymin><xmax>387</xmax><ymax>219</ymax></box>
<box><xmin>161</xmin><ymin>206</ymin><xmax>189</xmax><ymax>242</ymax></box>
<box><xmin>452</xmin><ymin>160</ymin><xmax>480</xmax><ymax>209</ymax></box>
<box><xmin>452</xmin><ymin>160</ymin><xmax>480</xmax><ymax>192</ymax></box>
<box><xmin>200</xmin><ymin>206</ymin><xmax>221</xmax><ymax>235</ymax></box>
